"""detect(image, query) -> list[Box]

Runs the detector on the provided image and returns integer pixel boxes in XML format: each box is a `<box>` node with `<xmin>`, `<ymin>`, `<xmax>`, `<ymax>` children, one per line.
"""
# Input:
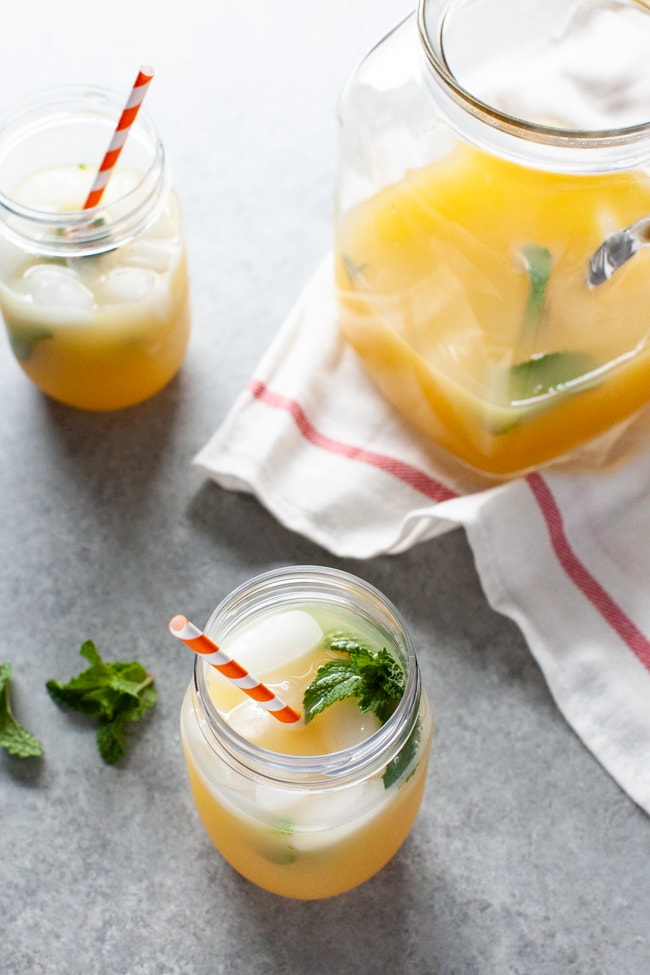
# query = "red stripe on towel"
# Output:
<box><xmin>527</xmin><ymin>471</ymin><xmax>650</xmax><ymax>670</ymax></box>
<box><xmin>249</xmin><ymin>378</ymin><xmax>649</xmax><ymax>670</ymax></box>
<box><xmin>248</xmin><ymin>379</ymin><xmax>458</xmax><ymax>503</ymax></box>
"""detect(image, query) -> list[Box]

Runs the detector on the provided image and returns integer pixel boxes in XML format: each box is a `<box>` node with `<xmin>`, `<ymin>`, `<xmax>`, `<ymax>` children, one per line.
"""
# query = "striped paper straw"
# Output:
<box><xmin>83</xmin><ymin>66</ymin><xmax>154</xmax><ymax>210</ymax></box>
<box><xmin>169</xmin><ymin>615</ymin><xmax>301</xmax><ymax>724</ymax></box>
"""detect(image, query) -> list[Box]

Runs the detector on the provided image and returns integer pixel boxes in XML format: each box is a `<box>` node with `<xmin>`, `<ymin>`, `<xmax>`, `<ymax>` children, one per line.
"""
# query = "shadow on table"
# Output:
<box><xmin>202</xmin><ymin>835</ymin><xmax>446</xmax><ymax>975</ymax></box>
<box><xmin>1</xmin><ymin>749</ymin><xmax>45</xmax><ymax>785</ymax></box>
<box><xmin>30</xmin><ymin>369</ymin><xmax>186</xmax><ymax>494</ymax></box>
<box><xmin>186</xmin><ymin>478</ymin><xmax>343</xmax><ymax>568</ymax></box>
<box><xmin>186</xmin><ymin>478</ymin><xmax>552</xmax><ymax>704</ymax></box>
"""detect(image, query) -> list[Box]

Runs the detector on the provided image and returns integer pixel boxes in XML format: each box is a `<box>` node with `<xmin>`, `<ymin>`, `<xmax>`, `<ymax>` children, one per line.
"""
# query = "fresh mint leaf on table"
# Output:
<box><xmin>303</xmin><ymin>634</ymin><xmax>420</xmax><ymax>787</ymax></box>
<box><xmin>0</xmin><ymin>662</ymin><xmax>44</xmax><ymax>758</ymax></box>
<box><xmin>46</xmin><ymin>640</ymin><xmax>157</xmax><ymax>765</ymax></box>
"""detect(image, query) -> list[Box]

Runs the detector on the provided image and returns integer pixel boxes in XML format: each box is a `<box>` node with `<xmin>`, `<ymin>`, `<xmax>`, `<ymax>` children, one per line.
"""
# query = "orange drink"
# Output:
<box><xmin>337</xmin><ymin>142</ymin><xmax>650</xmax><ymax>476</ymax></box>
<box><xmin>180</xmin><ymin>566</ymin><xmax>433</xmax><ymax>900</ymax></box>
<box><xmin>334</xmin><ymin>0</ymin><xmax>650</xmax><ymax>476</ymax></box>
<box><xmin>0</xmin><ymin>86</ymin><xmax>190</xmax><ymax>411</ymax></box>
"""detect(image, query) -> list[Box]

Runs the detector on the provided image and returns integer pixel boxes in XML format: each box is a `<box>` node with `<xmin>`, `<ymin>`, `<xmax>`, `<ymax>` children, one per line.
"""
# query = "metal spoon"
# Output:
<box><xmin>588</xmin><ymin>215</ymin><xmax>650</xmax><ymax>286</ymax></box>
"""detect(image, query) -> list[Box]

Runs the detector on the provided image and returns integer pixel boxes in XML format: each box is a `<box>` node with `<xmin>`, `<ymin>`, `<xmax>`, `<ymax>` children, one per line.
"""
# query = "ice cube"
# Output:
<box><xmin>323</xmin><ymin>697</ymin><xmax>381</xmax><ymax>752</ymax></box>
<box><xmin>13</xmin><ymin>166</ymin><xmax>91</xmax><ymax>210</ymax></box>
<box><xmin>225</xmin><ymin>697</ymin><xmax>277</xmax><ymax>743</ymax></box>
<box><xmin>97</xmin><ymin>267</ymin><xmax>157</xmax><ymax>305</ymax></box>
<box><xmin>20</xmin><ymin>264</ymin><xmax>94</xmax><ymax>310</ymax></box>
<box><xmin>254</xmin><ymin>779</ymin><xmax>385</xmax><ymax>849</ymax></box>
<box><xmin>124</xmin><ymin>239</ymin><xmax>176</xmax><ymax>273</ymax></box>
<box><xmin>289</xmin><ymin>779</ymin><xmax>387</xmax><ymax>851</ymax></box>
<box><xmin>144</xmin><ymin>202</ymin><xmax>180</xmax><ymax>240</ymax></box>
<box><xmin>222</xmin><ymin>610</ymin><xmax>323</xmax><ymax>677</ymax></box>
<box><xmin>305</xmin><ymin>780</ymin><xmax>384</xmax><ymax>826</ymax></box>
<box><xmin>102</xmin><ymin>168</ymin><xmax>140</xmax><ymax>202</ymax></box>
<box><xmin>254</xmin><ymin>782</ymin><xmax>310</xmax><ymax>818</ymax></box>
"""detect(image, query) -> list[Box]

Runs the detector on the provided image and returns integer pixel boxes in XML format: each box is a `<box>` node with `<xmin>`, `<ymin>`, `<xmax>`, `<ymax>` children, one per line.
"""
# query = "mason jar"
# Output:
<box><xmin>0</xmin><ymin>85</ymin><xmax>190</xmax><ymax>411</ymax></box>
<box><xmin>335</xmin><ymin>0</ymin><xmax>650</xmax><ymax>476</ymax></box>
<box><xmin>180</xmin><ymin>565</ymin><xmax>433</xmax><ymax>900</ymax></box>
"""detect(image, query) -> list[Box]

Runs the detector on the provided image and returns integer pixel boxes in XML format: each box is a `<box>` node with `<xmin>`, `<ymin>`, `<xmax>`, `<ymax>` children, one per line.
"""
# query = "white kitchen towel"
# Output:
<box><xmin>194</xmin><ymin>256</ymin><xmax>650</xmax><ymax>815</ymax></box>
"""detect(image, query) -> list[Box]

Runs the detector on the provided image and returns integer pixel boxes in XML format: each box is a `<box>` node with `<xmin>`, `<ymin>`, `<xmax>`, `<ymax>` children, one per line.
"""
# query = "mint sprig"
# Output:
<box><xmin>303</xmin><ymin>635</ymin><xmax>422</xmax><ymax>789</ymax></box>
<box><xmin>303</xmin><ymin>635</ymin><xmax>405</xmax><ymax>726</ymax></box>
<box><xmin>0</xmin><ymin>662</ymin><xmax>44</xmax><ymax>758</ymax></box>
<box><xmin>487</xmin><ymin>244</ymin><xmax>600</xmax><ymax>432</ymax></box>
<box><xmin>46</xmin><ymin>641</ymin><xmax>156</xmax><ymax>765</ymax></box>
<box><xmin>303</xmin><ymin>634</ymin><xmax>423</xmax><ymax>789</ymax></box>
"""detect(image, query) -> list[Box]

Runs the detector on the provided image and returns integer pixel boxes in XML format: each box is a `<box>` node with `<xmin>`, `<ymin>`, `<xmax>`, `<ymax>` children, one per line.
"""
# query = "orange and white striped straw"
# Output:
<box><xmin>168</xmin><ymin>615</ymin><xmax>301</xmax><ymax>724</ymax></box>
<box><xmin>83</xmin><ymin>66</ymin><xmax>154</xmax><ymax>210</ymax></box>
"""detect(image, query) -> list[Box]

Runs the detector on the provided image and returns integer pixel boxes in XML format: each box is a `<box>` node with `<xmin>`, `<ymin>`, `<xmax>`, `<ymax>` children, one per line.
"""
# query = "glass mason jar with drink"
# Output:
<box><xmin>335</xmin><ymin>0</ymin><xmax>650</xmax><ymax>476</ymax></box>
<box><xmin>178</xmin><ymin>566</ymin><xmax>433</xmax><ymax>900</ymax></box>
<box><xmin>0</xmin><ymin>78</ymin><xmax>190</xmax><ymax>411</ymax></box>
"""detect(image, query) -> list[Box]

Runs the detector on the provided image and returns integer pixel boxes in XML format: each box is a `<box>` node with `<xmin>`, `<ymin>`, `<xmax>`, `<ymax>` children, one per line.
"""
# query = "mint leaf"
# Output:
<box><xmin>519</xmin><ymin>244</ymin><xmax>552</xmax><ymax>330</ymax></box>
<box><xmin>340</xmin><ymin>253</ymin><xmax>367</xmax><ymax>286</ymax></box>
<box><xmin>382</xmin><ymin>717</ymin><xmax>421</xmax><ymax>789</ymax></box>
<box><xmin>79</xmin><ymin>640</ymin><xmax>103</xmax><ymax>668</ymax></box>
<box><xmin>270</xmin><ymin>818</ymin><xmax>294</xmax><ymax>835</ymax></box>
<box><xmin>96</xmin><ymin>715</ymin><xmax>129</xmax><ymax>765</ymax></box>
<box><xmin>303</xmin><ymin>635</ymin><xmax>405</xmax><ymax>726</ymax></box>
<box><xmin>0</xmin><ymin>662</ymin><xmax>44</xmax><ymax>758</ymax></box>
<box><xmin>303</xmin><ymin>635</ymin><xmax>418</xmax><ymax>789</ymax></box>
<box><xmin>9</xmin><ymin>324</ymin><xmax>53</xmax><ymax>362</ymax></box>
<box><xmin>508</xmin><ymin>350</ymin><xmax>596</xmax><ymax>402</ymax></box>
<box><xmin>333</xmin><ymin>640</ymin><xmax>404</xmax><ymax>723</ymax></box>
<box><xmin>262</xmin><ymin>819</ymin><xmax>297</xmax><ymax>865</ymax></box>
<box><xmin>303</xmin><ymin>658</ymin><xmax>367</xmax><ymax>721</ymax></box>
<box><xmin>46</xmin><ymin>641</ymin><xmax>156</xmax><ymax>764</ymax></box>
<box><xmin>501</xmin><ymin>245</ymin><xmax>598</xmax><ymax>411</ymax></box>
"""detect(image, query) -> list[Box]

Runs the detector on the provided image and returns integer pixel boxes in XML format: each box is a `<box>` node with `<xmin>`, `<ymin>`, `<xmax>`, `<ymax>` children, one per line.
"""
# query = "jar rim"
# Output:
<box><xmin>417</xmin><ymin>0</ymin><xmax>650</xmax><ymax>160</ymax></box>
<box><xmin>191</xmin><ymin>565</ymin><xmax>421</xmax><ymax>787</ymax></box>
<box><xmin>0</xmin><ymin>83</ymin><xmax>168</xmax><ymax>256</ymax></box>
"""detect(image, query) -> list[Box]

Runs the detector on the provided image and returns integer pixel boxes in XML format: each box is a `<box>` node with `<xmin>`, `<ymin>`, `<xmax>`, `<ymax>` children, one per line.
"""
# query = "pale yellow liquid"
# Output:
<box><xmin>337</xmin><ymin>143</ymin><xmax>650</xmax><ymax>475</ymax></box>
<box><xmin>0</xmin><ymin>166</ymin><xmax>190</xmax><ymax>411</ymax></box>
<box><xmin>180</xmin><ymin>607</ymin><xmax>432</xmax><ymax>899</ymax></box>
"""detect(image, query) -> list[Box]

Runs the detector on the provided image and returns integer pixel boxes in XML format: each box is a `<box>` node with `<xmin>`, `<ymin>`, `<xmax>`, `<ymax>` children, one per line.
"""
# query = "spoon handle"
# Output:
<box><xmin>588</xmin><ymin>215</ymin><xmax>650</xmax><ymax>286</ymax></box>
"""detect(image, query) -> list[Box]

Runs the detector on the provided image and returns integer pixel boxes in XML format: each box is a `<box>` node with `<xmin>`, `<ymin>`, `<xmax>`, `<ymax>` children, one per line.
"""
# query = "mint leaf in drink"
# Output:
<box><xmin>303</xmin><ymin>635</ymin><xmax>405</xmax><ymax>726</ymax></box>
<box><xmin>9</xmin><ymin>324</ymin><xmax>53</xmax><ymax>362</ymax></box>
<box><xmin>0</xmin><ymin>662</ymin><xmax>44</xmax><ymax>758</ymax></box>
<box><xmin>519</xmin><ymin>243</ymin><xmax>552</xmax><ymax>329</ymax></box>
<box><xmin>303</xmin><ymin>635</ymin><xmax>420</xmax><ymax>790</ymax></box>
<box><xmin>340</xmin><ymin>252</ymin><xmax>367</xmax><ymax>286</ymax></box>
<box><xmin>303</xmin><ymin>635</ymin><xmax>422</xmax><ymax>791</ymax></box>
<box><xmin>382</xmin><ymin>717</ymin><xmax>421</xmax><ymax>789</ymax></box>
<box><xmin>488</xmin><ymin>349</ymin><xmax>598</xmax><ymax>434</ymax></box>
<box><xmin>303</xmin><ymin>658</ymin><xmax>367</xmax><ymax>718</ymax></box>
<box><xmin>261</xmin><ymin>819</ymin><xmax>297</xmax><ymax>865</ymax></box>
<box><xmin>46</xmin><ymin>641</ymin><xmax>157</xmax><ymax>764</ymax></box>
<box><xmin>508</xmin><ymin>350</ymin><xmax>596</xmax><ymax>401</ymax></box>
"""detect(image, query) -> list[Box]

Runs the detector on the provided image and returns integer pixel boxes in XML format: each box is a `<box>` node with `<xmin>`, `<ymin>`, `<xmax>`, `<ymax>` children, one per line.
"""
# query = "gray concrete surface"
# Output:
<box><xmin>1</xmin><ymin>2</ymin><xmax>648</xmax><ymax>974</ymax></box>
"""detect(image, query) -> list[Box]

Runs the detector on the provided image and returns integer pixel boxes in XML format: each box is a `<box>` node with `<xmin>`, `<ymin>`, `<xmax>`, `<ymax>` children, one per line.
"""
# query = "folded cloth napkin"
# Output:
<box><xmin>194</xmin><ymin>256</ymin><xmax>650</xmax><ymax>815</ymax></box>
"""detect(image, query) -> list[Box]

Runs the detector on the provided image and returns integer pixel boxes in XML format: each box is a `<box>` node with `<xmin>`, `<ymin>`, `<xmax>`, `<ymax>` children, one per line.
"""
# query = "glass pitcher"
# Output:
<box><xmin>335</xmin><ymin>0</ymin><xmax>650</xmax><ymax>476</ymax></box>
